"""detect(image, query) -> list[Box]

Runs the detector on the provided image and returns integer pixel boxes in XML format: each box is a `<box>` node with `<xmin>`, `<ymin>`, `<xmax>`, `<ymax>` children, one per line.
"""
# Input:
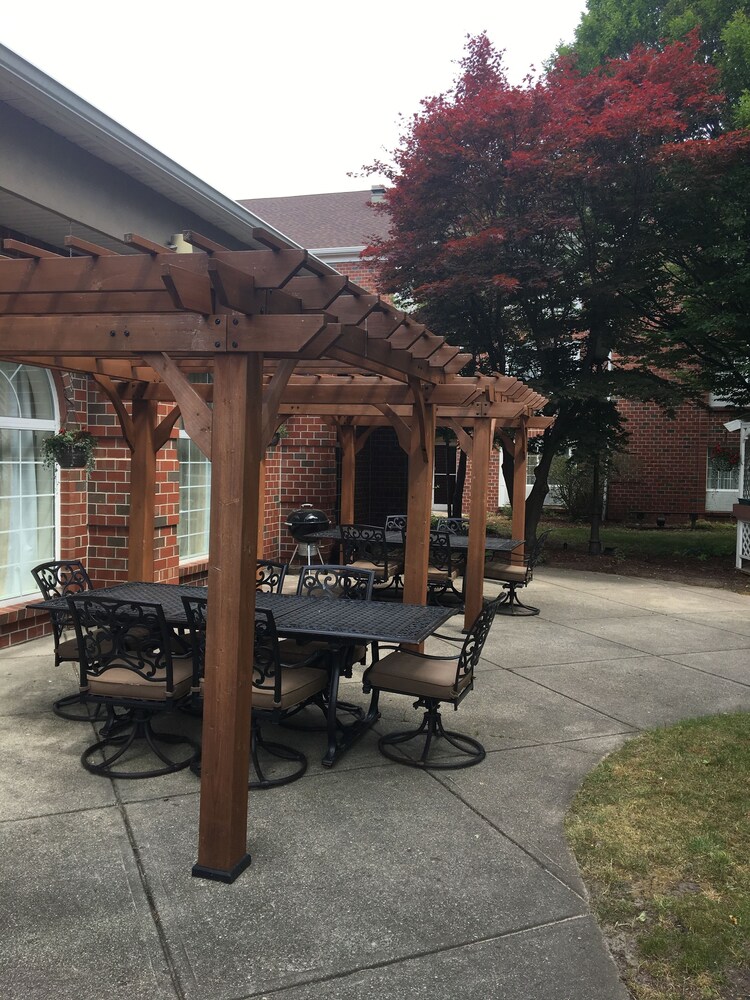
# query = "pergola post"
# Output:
<box><xmin>339</xmin><ymin>424</ymin><xmax>356</xmax><ymax>524</ymax></box>
<box><xmin>128</xmin><ymin>398</ymin><xmax>157</xmax><ymax>581</ymax></box>
<box><xmin>194</xmin><ymin>352</ymin><xmax>262</xmax><ymax>883</ymax></box>
<box><xmin>464</xmin><ymin>416</ymin><xmax>492</xmax><ymax>628</ymax></box>
<box><xmin>511</xmin><ymin>420</ymin><xmax>528</xmax><ymax>562</ymax></box>
<box><xmin>402</xmin><ymin>402</ymin><xmax>436</xmax><ymax>608</ymax></box>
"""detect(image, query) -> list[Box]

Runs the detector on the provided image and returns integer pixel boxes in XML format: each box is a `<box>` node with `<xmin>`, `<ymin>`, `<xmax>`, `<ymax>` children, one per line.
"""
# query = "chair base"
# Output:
<box><xmin>190</xmin><ymin>726</ymin><xmax>308</xmax><ymax>790</ymax></box>
<box><xmin>378</xmin><ymin>704</ymin><xmax>485</xmax><ymax>770</ymax></box>
<box><xmin>280</xmin><ymin>691</ymin><xmax>365</xmax><ymax>733</ymax></box>
<box><xmin>81</xmin><ymin>711</ymin><xmax>200</xmax><ymax>779</ymax></box>
<box><xmin>251</xmin><ymin>730</ymin><xmax>307</xmax><ymax>789</ymax></box>
<box><xmin>53</xmin><ymin>691</ymin><xmax>105</xmax><ymax>722</ymax></box>
<box><xmin>495</xmin><ymin>585</ymin><xmax>539</xmax><ymax>616</ymax></box>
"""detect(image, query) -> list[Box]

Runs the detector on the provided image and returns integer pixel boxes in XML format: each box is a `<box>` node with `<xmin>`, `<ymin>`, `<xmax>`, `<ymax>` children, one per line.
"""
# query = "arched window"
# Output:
<box><xmin>0</xmin><ymin>363</ymin><xmax>58</xmax><ymax>601</ymax></box>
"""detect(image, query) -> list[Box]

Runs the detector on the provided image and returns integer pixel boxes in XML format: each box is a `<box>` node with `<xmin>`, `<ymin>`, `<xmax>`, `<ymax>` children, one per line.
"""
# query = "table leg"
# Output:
<box><xmin>321</xmin><ymin>647</ymin><xmax>381</xmax><ymax>768</ymax></box>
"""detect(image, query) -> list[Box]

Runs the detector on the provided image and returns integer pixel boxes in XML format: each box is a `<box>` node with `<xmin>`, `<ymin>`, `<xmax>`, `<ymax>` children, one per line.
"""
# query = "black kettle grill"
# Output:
<box><xmin>284</xmin><ymin>504</ymin><xmax>331</xmax><ymax>566</ymax></box>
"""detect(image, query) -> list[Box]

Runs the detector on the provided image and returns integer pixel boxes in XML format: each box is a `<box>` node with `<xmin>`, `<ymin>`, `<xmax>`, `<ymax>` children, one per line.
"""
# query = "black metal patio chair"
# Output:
<box><xmin>182</xmin><ymin>596</ymin><xmax>328</xmax><ymax>790</ymax></box>
<box><xmin>426</xmin><ymin>529</ymin><xmax>463</xmax><ymax>606</ymax></box>
<box><xmin>68</xmin><ymin>596</ymin><xmax>200</xmax><ymax>779</ymax></box>
<box><xmin>340</xmin><ymin>523</ymin><xmax>403</xmax><ymax>593</ymax></box>
<box><xmin>278</xmin><ymin>564</ymin><xmax>377</xmax><ymax>729</ymax></box>
<box><xmin>31</xmin><ymin>559</ymin><xmax>99</xmax><ymax>721</ymax></box>
<box><xmin>256</xmin><ymin>559</ymin><xmax>288</xmax><ymax>594</ymax></box>
<box><xmin>362</xmin><ymin>598</ymin><xmax>500</xmax><ymax>769</ymax></box>
<box><xmin>491</xmin><ymin>529</ymin><xmax>552</xmax><ymax>616</ymax></box>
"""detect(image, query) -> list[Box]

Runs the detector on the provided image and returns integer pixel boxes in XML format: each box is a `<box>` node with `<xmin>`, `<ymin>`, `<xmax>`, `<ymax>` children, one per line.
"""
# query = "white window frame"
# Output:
<box><xmin>0</xmin><ymin>364</ymin><xmax>59</xmax><ymax>606</ymax></box>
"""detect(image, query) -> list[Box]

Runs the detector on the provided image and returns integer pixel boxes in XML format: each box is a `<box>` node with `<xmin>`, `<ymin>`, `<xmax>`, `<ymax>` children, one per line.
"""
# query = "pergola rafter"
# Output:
<box><xmin>0</xmin><ymin>230</ymin><xmax>550</xmax><ymax>882</ymax></box>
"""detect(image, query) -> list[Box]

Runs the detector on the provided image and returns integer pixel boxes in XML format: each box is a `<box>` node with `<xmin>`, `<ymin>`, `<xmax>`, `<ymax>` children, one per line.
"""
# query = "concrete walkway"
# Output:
<box><xmin>1</xmin><ymin>567</ymin><xmax>749</xmax><ymax>1000</ymax></box>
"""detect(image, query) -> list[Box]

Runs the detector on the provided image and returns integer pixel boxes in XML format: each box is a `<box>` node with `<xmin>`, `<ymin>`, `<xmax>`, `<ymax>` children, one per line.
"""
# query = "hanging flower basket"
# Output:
<box><xmin>41</xmin><ymin>428</ymin><xmax>97</xmax><ymax>474</ymax></box>
<box><xmin>710</xmin><ymin>445</ymin><xmax>740</xmax><ymax>473</ymax></box>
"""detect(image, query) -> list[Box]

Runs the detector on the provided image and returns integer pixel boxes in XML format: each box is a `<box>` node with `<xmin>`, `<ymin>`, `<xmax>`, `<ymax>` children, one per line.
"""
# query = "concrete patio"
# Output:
<box><xmin>2</xmin><ymin>566</ymin><xmax>749</xmax><ymax>1000</ymax></box>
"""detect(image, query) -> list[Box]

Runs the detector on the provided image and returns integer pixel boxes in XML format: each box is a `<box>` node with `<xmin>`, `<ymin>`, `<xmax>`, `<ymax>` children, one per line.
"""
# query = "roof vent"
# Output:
<box><xmin>370</xmin><ymin>185</ymin><xmax>386</xmax><ymax>202</ymax></box>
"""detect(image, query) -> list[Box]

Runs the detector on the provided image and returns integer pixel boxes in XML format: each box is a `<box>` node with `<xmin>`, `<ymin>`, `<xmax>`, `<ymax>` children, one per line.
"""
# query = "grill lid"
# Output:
<box><xmin>285</xmin><ymin>504</ymin><xmax>331</xmax><ymax>538</ymax></box>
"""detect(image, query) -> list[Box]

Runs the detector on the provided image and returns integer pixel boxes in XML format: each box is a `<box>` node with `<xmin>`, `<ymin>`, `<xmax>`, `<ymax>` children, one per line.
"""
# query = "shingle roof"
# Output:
<box><xmin>238</xmin><ymin>189</ymin><xmax>390</xmax><ymax>250</ymax></box>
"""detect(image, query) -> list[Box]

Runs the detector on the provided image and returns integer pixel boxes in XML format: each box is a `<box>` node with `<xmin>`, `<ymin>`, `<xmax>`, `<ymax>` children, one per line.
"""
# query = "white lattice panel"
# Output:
<box><xmin>739</xmin><ymin>521</ymin><xmax>750</xmax><ymax>568</ymax></box>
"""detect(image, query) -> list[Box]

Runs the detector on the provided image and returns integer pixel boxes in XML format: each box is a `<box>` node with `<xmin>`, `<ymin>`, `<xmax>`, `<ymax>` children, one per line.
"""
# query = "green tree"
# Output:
<box><xmin>564</xmin><ymin>1</ymin><xmax>750</xmax><ymax>125</ymax></box>
<box><xmin>364</xmin><ymin>34</ymin><xmax>749</xmax><ymax>540</ymax></box>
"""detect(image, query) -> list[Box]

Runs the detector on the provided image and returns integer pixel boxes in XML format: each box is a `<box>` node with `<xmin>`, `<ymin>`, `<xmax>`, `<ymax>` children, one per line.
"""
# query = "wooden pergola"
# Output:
<box><xmin>0</xmin><ymin>229</ymin><xmax>549</xmax><ymax>880</ymax></box>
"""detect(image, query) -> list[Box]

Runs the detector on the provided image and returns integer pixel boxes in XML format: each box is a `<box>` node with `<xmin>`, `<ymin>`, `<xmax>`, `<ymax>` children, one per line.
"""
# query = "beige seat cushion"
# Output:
<box><xmin>87</xmin><ymin>656</ymin><xmax>194</xmax><ymax>701</ymax></box>
<box><xmin>491</xmin><ymin>565</ymin><xmax>529</xmax><ymax>584</ymax></box>
<box><xmin>365</xmin><ymin>650</ymin><xmax>472</xmax><ymax>702</ymax></box>
<box><xmin>252</xmin><ymin>666</ymin><xmax>328</xmax><ymax>711</ymax></box>
<box><xmin>347</xmin><ymin>558</ymin><xmax>389</xmax><ymax>576</ymax></box>
<box><xmin>427</xmin><ymin>565</ymin><xmax>459</xmax><ymax>582</ymax></box>
<box><xmin>198</xmin><ymin>665</ymin><xmax>327</xmax><ymax>710</ymax></box>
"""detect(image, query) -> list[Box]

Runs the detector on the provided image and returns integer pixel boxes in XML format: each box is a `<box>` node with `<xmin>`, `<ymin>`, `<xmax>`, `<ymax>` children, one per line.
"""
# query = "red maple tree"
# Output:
<box><xmin>364</xmin><ymin>32</ymin><xmax>749</xmax><ymax>536</ymax></box>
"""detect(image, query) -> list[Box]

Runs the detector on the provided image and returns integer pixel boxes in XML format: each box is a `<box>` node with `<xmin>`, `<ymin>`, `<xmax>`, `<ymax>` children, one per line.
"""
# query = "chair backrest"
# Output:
<box><xmin>436</xmin><ymin>517</ymin><xmax>469</xmax><ymax>536</ymax></box>
<box><xmin>181</xmin><ymin>596</ymin><xmax>283</xmax><ymax>703</ymax></box>
<box><xmin>454</xmin><ymin>599</ymin><xmax>500</xmax><ymax>688</ymax></box>
<box><xmin>296</xmin><ymin>564</ymin><xmax>374</xmax><ymax>601</ymax></box>
<box><xmin>256</xmin><ymin>559</ymin><xmax>287</xmax><ymax>594</ymax></box>
<box><xmin>526</xmin><ymin>529</ymin><xmax>553</xmax><ymax>577</ymax></box>
<box><xmin>384</xmin><ymin>514</ymin><xmax>407</xmax><ymax>533</ymax></box>
<box><xmin>340</xmin><ymin>524</ymin><xmax>389</xmax><ymax>573</ymax></box>
<box><xmin>32</xmin><ymin>559</ymin><xmax>93</xmax><ymax>641</ymax></box>
<box><xmin>428</xmin><ymin>529</ymin><xmax>454</xmax><ymax>575</ymax></box>
<box><xmin>251</xmin><ymin>608</ymin><xmax>283</xmax><ymax>699</ymax></box>
<box><xmin>181</xmin><ymin>595</ymin><xmax>208</xmax><ymax>685</ymax></box>
<box><xmin>68</xmin><ymin>596</ymin><xmax>179</xmax><ymax>695</ymax></box>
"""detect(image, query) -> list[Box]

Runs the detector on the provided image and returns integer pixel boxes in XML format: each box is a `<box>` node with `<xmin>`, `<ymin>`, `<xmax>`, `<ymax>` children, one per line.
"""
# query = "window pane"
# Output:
<box><xmin>0</xmin><ymin>366</ymin><xmax>57</xmax><ymax>603</ymax></box>
<box><xmin>177</xmin><ymin>436</ymin><xmax>211</xmax><ymax>561</ymax></box>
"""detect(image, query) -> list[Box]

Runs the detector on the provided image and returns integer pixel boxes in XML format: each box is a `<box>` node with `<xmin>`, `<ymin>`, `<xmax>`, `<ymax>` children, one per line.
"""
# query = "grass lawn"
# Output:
<box><xmin>486</xmin><ymin>511</ymin><xmax>737</xmax><ymax>562</ymax></box>
<box><xmin>566</xmin><ymin>714</ymin><xmax>750</xmax><ymax>1000</ymax></box>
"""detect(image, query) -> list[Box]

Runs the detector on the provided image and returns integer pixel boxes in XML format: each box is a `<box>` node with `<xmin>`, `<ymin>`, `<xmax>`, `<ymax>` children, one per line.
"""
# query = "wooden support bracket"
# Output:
<box><xmin>143</xmin><ymin>352</ymin><xmax>213</xmax><ymax>459</ymax></box>
<box><xmin>262</xmin><ymin>360</ymin><xmax>296</xmax><ymax>449</ymax></box>
<box><xmin>154</xmin><ymin>406</ymin><xmax>182</xmax><ymax>451</ymax></box>
<box><xmin>444</xmin><ymin>418</ymin><xmax>474</xmax><ymax>458</ymax></box>
<box><xmin>374</xmin><ymin>404</ymin><xmax>411</xmax><ymax>453</ymax></box>
<box><xmin>92</xmin><ymin>375</ymin><xmax>136</xmax><ymax>452</ymax></box>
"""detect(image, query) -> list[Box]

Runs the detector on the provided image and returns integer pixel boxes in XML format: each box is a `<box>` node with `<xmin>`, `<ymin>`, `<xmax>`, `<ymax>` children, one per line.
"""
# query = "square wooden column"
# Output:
<box><xmin>402</xmin><ymin>403</ymin><xmax>436</xmax><ymax>608</ymax></box>
<box><xmin>339</xmin><ymin>424</ymin><xmax>356</xmax><ymax>524</ymax></box>
<box><xmin>193</xmin><ymin>352</ymin><xmax>263</xmax><ymax>883</ymax></box>
<box><xmin>128</xmin><ymin>399</ymin><xmax>157</xmax><ymax>581</ymax></box>
<box><xmin>463</xmin><ymin>417</ymin><xmax>492</xmax><ymax>628</ymax></box>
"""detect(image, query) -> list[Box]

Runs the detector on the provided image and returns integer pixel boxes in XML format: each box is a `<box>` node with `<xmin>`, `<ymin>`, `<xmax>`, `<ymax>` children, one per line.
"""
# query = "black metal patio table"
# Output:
<box><xmin>30</xmin><ymin>582</ymin><xmax>455</xmax><ymax>767</ymax></box>
<box><xmin>308</xmin><ymin>526</ymin><xmax>524</xmax><ymax>556</ymax></box>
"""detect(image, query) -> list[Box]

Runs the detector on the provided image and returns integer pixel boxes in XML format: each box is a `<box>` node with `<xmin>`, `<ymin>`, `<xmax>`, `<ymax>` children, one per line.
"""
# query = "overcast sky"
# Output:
<box><xmin>2</xmin><ymin>0</ymin><xmax>588</xmax><ymax>200</ymax></box>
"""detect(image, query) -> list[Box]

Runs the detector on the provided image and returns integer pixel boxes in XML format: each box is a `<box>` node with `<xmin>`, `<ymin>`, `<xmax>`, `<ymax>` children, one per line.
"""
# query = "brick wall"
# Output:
<box><xmin>607</xmin><ymin>397</ymin><xmax>738</xmax><ymax>520</ymax></box>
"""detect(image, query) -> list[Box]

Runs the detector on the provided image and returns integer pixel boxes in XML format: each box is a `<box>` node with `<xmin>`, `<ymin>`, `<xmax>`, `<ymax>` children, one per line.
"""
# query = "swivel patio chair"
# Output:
<box><xmin>362</xmin><ymin>598</ymin><xmax>500</xmax><ymax>770</ymax></box>
<box><xmin>491</xmin><ymin>529</ymin><xmax>552</xmax><ymax>616</ymax></box>
<box><xmin>278</xmin><ymin>564</ymin><xmax>376</xmax><ymax>730</ymax></box>
<box><xmin>31</xmin><ymin>559</ymin><xmax>99</xmax><ymax>721</ymax></box>
<box><xmin>426</xmin><ymin>529</ymin><xmax>463</xmax><ymax>607</ymax></box>
<box><xmin>182</xmin><ymin>596</ymin><xmax>328</xmax><ymax>790</ymax></box>
<box><xmin>436</xmin><ymin>517</ymin><xmax>469</xmax><ymax>536</ymax></box>
<box><xmin>256</xmin><ymin>559</ymin><xmax>288</xmax><ymax>594</ymax></box>
<box><xmin>340</xmin><ymin>523</ymin><xmax>402</xmax><ymax>594</ymax></box>
<box><xmin>384</xmin><ymin>514</ymin><xmax>407</xmax><ymax>533</ymax></box>
<box><xmin>68</xmin><ymin>596</ymin><xmax>199</xmax><ymax>779</ymax></box>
